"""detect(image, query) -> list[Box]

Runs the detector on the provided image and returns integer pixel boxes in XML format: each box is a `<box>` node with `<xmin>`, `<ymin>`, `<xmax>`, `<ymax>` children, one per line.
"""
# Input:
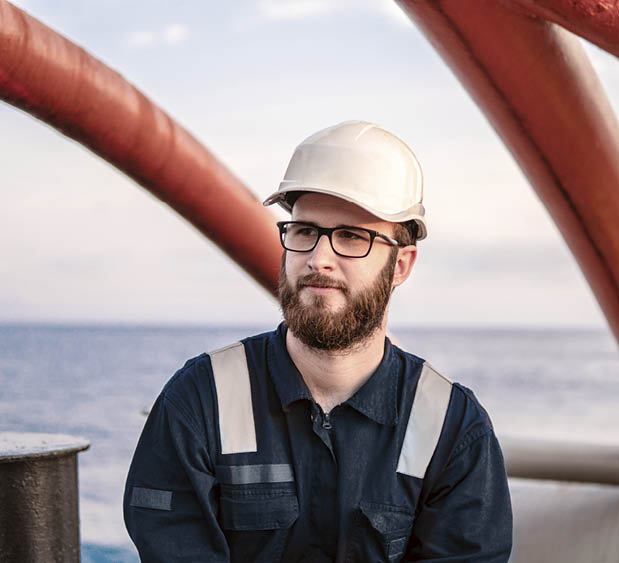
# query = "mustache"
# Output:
<box><xmin>296</xmin><ymin>273</ymin><xmax>348</xmax><ymax>293</ymax></box>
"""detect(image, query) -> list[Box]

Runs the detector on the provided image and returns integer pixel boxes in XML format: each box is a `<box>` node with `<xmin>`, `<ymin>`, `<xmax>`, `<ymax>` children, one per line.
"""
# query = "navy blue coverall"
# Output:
<box><xmin>124</xmin><ymin>324</ymin><xmax>512</xmax><ymax>561</ymax></box>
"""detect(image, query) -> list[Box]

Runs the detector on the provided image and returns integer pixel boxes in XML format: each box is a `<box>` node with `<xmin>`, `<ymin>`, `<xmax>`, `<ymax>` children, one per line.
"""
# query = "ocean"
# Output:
<box><xmin>0</xmin><ymin>323</ymin><xmax>617</xmax><ymax>562</ymax></box>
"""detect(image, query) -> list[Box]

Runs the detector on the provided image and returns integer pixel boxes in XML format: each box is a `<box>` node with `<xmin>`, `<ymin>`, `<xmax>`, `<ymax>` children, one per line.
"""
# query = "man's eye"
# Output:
<box><xmin>292</xmin><ymin>227</ymin><xmax>316</xmax><ymax>237</ymax></box>
<box><xmin>337</xmin><ymin>229</ymin><xmax>365</xmax><ymax>241</ymax></box>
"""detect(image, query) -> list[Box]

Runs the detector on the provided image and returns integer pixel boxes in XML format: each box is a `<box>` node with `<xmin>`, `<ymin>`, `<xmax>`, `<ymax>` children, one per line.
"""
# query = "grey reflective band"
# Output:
<box><xmin>130</xmin><ymin>487</ymin><xmax>172</xmax><ymax>511</ymax></box>
<box><xmin>216</xmin><ymin>463</ymin><xmax>294</xmax><ymax>485</ymax></box>
<box><xmin>397</xmin><ymin>363</ymin><xmax>453</xmax><ymax>479</ymax></box>
<box><xmin>210</xmin><ymin>342</ymin><xmax>257</xmax><ymax>454</ymax></box>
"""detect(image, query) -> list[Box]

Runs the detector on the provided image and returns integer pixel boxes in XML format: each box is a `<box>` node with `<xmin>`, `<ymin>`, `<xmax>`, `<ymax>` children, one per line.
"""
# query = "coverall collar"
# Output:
<box><xmin>268</xmin><ymin>323</ymin><xmax>398</xmax><ymax>426</ymax></box>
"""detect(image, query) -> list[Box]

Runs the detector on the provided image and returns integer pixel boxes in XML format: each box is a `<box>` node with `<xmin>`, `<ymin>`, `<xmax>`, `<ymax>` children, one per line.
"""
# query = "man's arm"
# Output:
<box><xmin>405</xmin><ymin>429</ymin><xmax>512</xmax><ymax>562</ymax></box>
<box><xmin>124</xmin><ymin>392</ymin><xmax>228</xmax><ymax>562</ymax></box>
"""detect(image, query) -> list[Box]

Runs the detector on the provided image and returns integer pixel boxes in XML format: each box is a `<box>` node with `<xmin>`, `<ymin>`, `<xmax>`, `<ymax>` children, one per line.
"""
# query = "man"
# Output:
<box><xmin>124</xmin><ymin>121</ymin><xmax>513</xmax><ymax>562</ymax></box>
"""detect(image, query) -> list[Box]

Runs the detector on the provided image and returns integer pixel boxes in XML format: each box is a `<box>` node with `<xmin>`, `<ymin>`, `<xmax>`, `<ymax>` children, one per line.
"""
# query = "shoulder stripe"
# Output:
<box><xmin>210</xmin><ymin>342</ymin><xmax>257</xmax><ymax>455</ymax></box>
<box><xmin>396</xmin><ymin>362</ymin><xmax>452</xmax><ymax>479</ymax></box>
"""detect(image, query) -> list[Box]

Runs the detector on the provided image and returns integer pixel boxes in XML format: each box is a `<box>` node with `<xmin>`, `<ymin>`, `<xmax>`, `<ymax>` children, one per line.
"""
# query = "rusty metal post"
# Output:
<box><xmin>0</xmin><ymin>432</ymin><xmax>89</xmax><ymax>563</ymax></box>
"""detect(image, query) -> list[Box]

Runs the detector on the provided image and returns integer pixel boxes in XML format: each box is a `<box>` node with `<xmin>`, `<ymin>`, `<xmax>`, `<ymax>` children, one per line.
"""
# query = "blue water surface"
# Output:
<box><xmin>82</xmin><ymin>543</ymin><xmax>138</xmax><ymax>563</ymax></box>
<box><xmin>1</xmin><ymin>323</ymin><xmax>617</xmax><ymax>559</ymax></box>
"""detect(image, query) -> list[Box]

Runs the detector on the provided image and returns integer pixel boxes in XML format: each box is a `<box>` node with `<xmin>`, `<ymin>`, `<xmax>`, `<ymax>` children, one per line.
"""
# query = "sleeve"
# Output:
<box><xmin>124</xmin><ymin>391</ymin><xmax>229</xmax><ymax>563</ymax></box>
<box><xmin>405</xmin><ymin>428</ymin><xmax>513</xmax><ymax>562</ymax></box>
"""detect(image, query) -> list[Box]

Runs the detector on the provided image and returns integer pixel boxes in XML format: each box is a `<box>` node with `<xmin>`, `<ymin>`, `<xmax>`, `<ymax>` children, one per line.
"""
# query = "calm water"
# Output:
<box><xmin>1</xmin><ymin>324</ymin><xmax>617</xmax><ymax>561</ymax></box>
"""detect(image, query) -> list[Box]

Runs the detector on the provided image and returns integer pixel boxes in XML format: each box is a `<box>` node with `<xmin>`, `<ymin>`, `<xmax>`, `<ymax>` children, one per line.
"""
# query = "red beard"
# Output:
<box><xmin>278</xmin><ymin>251</ymin><xmax>396</xmax><ymax>351</ymax></box>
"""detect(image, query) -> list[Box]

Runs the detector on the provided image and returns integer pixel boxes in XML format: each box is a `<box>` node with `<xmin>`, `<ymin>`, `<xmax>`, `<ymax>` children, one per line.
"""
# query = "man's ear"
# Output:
<box><xmin>392</xmin><ymin>245</ymin><xmax>417</xmax><ymax>288</ymax></box>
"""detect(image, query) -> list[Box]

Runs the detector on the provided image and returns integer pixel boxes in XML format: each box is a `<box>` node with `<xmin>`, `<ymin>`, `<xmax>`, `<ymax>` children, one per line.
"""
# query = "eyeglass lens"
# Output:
<box><xmin>282</xmin><ymin>224</ymin><xmax>372</xmax><ymax>257</ymax></box>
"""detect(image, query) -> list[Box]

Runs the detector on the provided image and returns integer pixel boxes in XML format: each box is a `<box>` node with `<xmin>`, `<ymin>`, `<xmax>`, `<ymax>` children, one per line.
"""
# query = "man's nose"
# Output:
<box><xmin>307</xmin><ymin>233</ymin><xmax>336</xmax><ymax>271</ymax></box>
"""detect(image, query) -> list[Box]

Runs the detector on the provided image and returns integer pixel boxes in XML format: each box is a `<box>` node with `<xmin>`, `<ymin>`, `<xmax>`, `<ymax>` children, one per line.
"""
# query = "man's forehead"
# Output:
<box><xmin>290</xmin><ymin>192</ymin><xmax>392</xmax><ymax>231</ymax></box>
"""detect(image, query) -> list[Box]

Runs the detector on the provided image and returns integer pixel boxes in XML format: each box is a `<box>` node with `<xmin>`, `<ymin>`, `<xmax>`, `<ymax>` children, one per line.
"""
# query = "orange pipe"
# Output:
<box><xmin>0</xmin><ymin>0</ymin><xmax>282</xmax><ymax>295</ymax></box>
<box><xmin>1</xmin><ymin>1</ymin><xmax>617</xmax><ymax>338</ymax></box>
<box><xmin>398</xmin><ymin>0</ymin><xmax>619</xmax><ymax>342</ymax></box>
<box><xmin>512</xmin><ymin>0</ymin><xmax>619</xmax><ymax>58</ymax></box>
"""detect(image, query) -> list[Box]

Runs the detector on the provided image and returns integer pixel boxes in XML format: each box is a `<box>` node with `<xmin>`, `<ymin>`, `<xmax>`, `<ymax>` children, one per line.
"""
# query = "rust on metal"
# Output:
<box><xmin>0</xmin><ymin>432</ymin><xmax>90</xmax><ymax>562</ymax></box>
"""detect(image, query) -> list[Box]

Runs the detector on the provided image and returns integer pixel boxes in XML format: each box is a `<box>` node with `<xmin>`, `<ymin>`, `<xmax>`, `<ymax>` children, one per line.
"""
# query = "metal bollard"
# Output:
<box><xmin>0</xmin><ymin>432</ymin><xmax>89</xmax><ymax>563</ymax></box>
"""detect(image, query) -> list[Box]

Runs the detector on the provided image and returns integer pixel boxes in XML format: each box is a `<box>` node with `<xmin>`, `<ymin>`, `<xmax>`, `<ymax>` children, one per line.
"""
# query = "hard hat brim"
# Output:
<box><xmin>263</xmin><ymin>185</ymin><xmax>427</xmax><ymax>240</ymax></box>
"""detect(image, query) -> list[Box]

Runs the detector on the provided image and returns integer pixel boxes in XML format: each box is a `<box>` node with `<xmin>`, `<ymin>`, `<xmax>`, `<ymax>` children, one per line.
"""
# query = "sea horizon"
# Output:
<box><xmin>0</xmin><ymin>319</ymin><xmax>611</xmax><ymax>332</ymax></box>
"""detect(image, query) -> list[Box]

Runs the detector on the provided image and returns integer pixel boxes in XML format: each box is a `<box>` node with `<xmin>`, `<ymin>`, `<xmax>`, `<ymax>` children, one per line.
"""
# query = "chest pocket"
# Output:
<box><xmin>347</xmin><ymin>501</ymin><xmax>415</xmax><ymax>562</ymax></box>
<box><xmin>219</xmin><ymin>482</ymin><xmax>299</xmax><ymax>563</ymax></box>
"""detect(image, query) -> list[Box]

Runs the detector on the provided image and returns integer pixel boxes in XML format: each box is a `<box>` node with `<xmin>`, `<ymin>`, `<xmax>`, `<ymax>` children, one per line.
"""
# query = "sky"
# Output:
<box><xmin>1</xmin><ymin>0</ymin><xmax>618</xmax><ymax>330</ymax></box>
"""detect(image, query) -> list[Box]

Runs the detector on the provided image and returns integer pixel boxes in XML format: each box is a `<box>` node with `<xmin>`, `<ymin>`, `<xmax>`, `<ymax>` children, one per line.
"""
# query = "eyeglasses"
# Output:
<box><xmin>277</xmin><ymin>221</ymin><xmax>400</xmax><ymax>258</ymax></box>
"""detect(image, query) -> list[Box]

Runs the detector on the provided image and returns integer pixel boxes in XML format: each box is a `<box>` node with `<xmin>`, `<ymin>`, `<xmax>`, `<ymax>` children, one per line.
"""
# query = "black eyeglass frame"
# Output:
<box><xmin>277</xmin><ymin>221</ymin><xmax>401</xmax><ymax>258</ymax></box>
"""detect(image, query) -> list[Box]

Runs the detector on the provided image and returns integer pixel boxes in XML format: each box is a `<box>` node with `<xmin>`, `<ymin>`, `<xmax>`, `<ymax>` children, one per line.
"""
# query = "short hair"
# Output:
<box><xmin>393</xmin><ymin>221</ymin><xmax>418</xmax><ymax>246</ymax></box>
<box><xmin>287</xmin><ymin>191</ymin><xmax>419</xmax><ymax>246</ymax></box>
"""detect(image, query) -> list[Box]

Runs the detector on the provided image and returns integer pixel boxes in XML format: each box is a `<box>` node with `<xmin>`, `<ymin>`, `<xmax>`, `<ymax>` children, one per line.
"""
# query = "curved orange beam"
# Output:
<box><xmin>1</xmin><ymin>1</ymin><xmax>618</xmax><ymax>340</ymax></box>
<box><xmin>398</xmin><ymin>0</ymin><xmax>619</xmax><ymax>342</ymax></box>
<box><xmin>0</xmin><ymin>0</ymin><xmax>282</xmax><ymax>295</ymax></box>
<box><xmin>512</xmin><ymin>0</ymin><xmax>619</xmax><ymax>58</ymax></box>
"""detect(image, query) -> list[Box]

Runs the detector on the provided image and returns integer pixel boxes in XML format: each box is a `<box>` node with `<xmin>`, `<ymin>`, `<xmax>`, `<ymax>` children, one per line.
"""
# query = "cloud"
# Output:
<box><xmin>127</xmin><ymin>24</ymin><xmax>189</xmax><ymax>48</ymax></box>
<box><xmin>128</xmin><ymin>30</ymin><xmax>156</xmax><ymax>48</ymax></box>
<box><xmin>251</xmin><ymin>0</ymin><xmax>415</xmax><ymax>29</ymax></box>
<box><xmin>257</xmin><ymin>0</ymin><xmax>331</xmax><ymax>21</ymax></box>
<box><xmin>163</xmin><ymin>24</ymin><xmax>189</xmax><ymax>45</ymax></box>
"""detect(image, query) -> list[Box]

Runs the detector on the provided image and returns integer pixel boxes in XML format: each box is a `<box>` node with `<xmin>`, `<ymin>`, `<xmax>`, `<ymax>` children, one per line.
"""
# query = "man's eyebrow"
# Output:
<box><xmin>292</xmin><ymin>220</ymin><xmax>369</xmax><ymax>230</ymax></box>
<box><xmin>295</xmin><ymin>221</ymin><xmax>363</xmax><ymax>229</ymax></box>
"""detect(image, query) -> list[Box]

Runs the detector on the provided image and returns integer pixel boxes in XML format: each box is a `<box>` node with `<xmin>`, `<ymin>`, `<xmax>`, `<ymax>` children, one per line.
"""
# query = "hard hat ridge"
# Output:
<box><xmin>263</xmin><ymin>121</ymin><xmax>427</xmax><ymax>240</ymax></box>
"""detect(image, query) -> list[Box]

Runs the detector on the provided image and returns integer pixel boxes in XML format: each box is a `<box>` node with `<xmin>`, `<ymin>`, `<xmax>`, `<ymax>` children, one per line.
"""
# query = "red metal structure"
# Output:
<box><xmin>512</xmin><ymin>0</ymin><xmax>619</xmax><ymax>57</ymax></box>
<box><xmin>397</xmin><ymin>0</ymin><xmax>619</xmax><ymax>341</ymax></box>
<box><xmin>0</xmin><ymin>0</ymin><xmax>618</xmax><ymax>340</ymax></box>
<box><xmin>0</xmin><ymin>0</ymin><xmax>282</xmax><ymax>295</ymax></box>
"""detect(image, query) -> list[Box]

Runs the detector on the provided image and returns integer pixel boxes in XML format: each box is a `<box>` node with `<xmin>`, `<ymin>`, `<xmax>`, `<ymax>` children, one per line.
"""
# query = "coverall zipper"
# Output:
<box><xmin>322</xmin><ymin>412</ymin><xmax>332</xmax><ymax>429</ymax></box>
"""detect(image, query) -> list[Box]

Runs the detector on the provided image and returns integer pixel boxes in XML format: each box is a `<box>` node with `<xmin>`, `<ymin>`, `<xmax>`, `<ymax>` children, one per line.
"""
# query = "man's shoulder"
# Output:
<box><xmin>389</xmin><ymin>340</ymin><xmax>425</xmax><ymax>366</ymax></box>
<box><xmin>162</xmin><ymin>327</ymin><xmax>278</xmax><ymax>397</ymax></box>
<box><xmin>391</xmin><ymin>342</ymin><xmax>490</xmax><ymax>425</ymax></box>
<box><xmin>152</xmin><ymin>328</ymin><xmax>277</xmax><ymax>433</ymax></box>
<box><xmin>161</xmin><ymin>352</ymin><xmax>210</xmax><ymax>397</ymax></box>
<box><xmin>391</xmin><ymin>343</ymin><xmax>493</xmax><ymax>454</ymax></box>
<box><xmin>436</xmin><ymin>379</ymin><xmax>495</xmax><ymax>463</ymax></box>
<box><xmin>394</xmin><ymin>354</ymin><xmax>497</xmax><ymax>483</ymax></box>
<box><xmin>241</xmin><ymin>326</ymin><xmax>279</xmax><ymax>347</ymax></box>
<box><xmin>390</xmin><ymin>343</ymin><xmax>451</xmax><ymax>392</ymax></box>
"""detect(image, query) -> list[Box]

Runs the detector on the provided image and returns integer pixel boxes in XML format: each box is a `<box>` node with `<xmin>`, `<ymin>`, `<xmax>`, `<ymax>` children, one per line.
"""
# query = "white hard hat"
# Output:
<box><xmin>263</xmin><ymin>120</ymin><xmax>427</xmax><ymax>240</ymax></box>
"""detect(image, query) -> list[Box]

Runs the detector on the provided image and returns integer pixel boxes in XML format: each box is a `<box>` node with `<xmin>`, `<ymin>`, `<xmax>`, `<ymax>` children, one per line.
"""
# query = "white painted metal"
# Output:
<box><xmin>509</xmin><ymin>477</ymin><xmax>619</xmax><ymax>563</ymax></box>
